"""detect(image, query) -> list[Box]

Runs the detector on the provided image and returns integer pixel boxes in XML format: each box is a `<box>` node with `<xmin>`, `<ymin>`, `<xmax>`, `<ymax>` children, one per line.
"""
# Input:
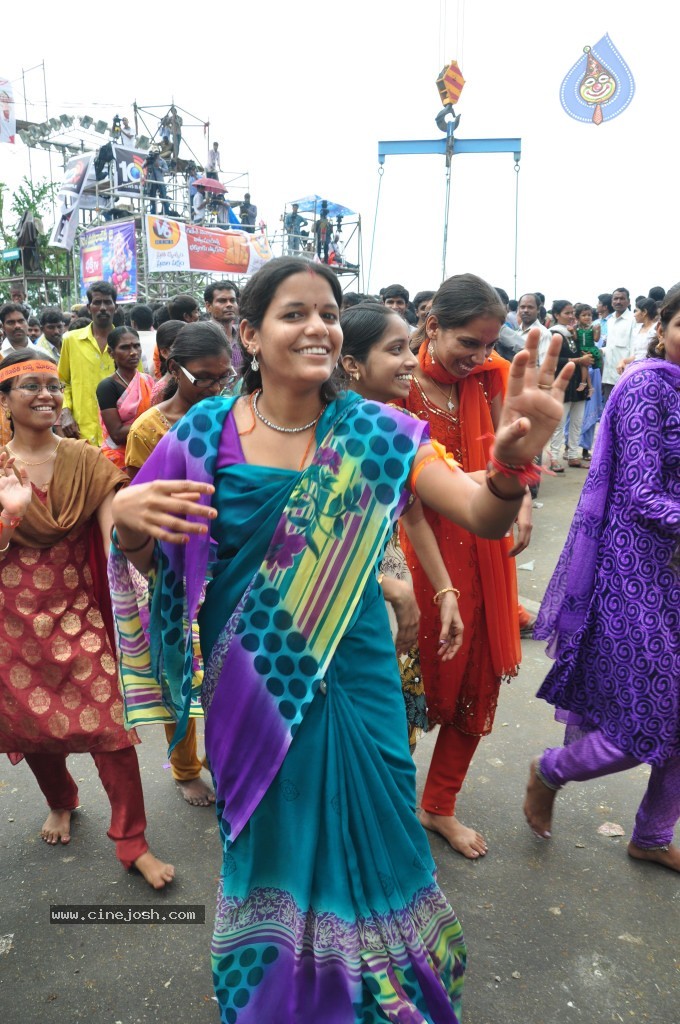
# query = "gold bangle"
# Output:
<box><xmin>433</xmin><ymin>586</ymin><xmax>460</xmax><ymax>605</ymax></box>
<box><xmin>377</xmin><ymin>572</ymin><xmax>385</xmax><ymax>586</ymax></box>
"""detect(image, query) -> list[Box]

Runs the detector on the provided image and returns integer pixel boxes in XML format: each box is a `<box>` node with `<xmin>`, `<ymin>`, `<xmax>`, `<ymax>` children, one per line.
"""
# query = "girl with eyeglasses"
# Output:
<box><xmin>0</xmin><ymin>349</ymin><xmax>173</xmax><ymax>889</ymax></box>
<box><xmin>124</xmin><ymin>321</ymin><xmax>233</xmax><ymax>810</ymax></box>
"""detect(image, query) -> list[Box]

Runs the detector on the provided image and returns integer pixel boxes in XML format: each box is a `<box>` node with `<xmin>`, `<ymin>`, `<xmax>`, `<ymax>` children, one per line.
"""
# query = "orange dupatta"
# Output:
<box><xmin>417</xmin><ymin>341</ymin><xmax>520</xmax><ymax>679</ymax></box>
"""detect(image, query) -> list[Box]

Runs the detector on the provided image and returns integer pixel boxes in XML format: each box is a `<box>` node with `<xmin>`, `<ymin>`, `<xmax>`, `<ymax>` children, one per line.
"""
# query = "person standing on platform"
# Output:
<box><xmin>206</xmin><ymin>141</ymin><xmax>221</xmax><ymax>180</ymax></box>
<box><xmin>284</xmin><ymin>203</ymin><xmax>307</xmax><ymax>253</ymax></box>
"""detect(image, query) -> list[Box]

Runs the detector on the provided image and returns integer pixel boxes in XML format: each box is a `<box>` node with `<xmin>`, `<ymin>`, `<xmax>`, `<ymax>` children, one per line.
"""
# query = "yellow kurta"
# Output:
<box><xmin>58</xmin><ymin>324</ymin><xmax>115</xmax><ymax>446</ymax></box>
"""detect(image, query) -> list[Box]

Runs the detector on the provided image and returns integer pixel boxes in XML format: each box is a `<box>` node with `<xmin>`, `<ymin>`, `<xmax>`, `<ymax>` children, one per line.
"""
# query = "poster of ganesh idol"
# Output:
<box><xmin>79</xmin><ymin>220</ymin><xmax>138</xmax><ymax>302</ymax></box>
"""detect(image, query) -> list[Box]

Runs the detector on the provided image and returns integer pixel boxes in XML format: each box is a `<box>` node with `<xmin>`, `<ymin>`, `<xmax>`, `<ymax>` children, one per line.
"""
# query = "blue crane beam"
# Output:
<box><xmin>377</xmin><ymin>137</ymin><xmax>522</xmax><ymax>163</ymax></box>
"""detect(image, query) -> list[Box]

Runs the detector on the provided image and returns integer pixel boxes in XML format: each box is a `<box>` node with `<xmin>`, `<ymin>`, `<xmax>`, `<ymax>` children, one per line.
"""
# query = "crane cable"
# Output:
<box><xmin>367</xmin><ymin>164</ymin><xmax>383</xmax><ymax>294</ymax></box>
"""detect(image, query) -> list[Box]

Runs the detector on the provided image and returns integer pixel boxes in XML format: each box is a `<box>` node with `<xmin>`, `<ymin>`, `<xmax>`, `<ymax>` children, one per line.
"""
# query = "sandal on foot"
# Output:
<box><xmin>549</xmin><ymin>462</ymin><xmax>565</xmax><ymax>473</ymax></box>
<box><xmin>567</xmin><ymin>459</ymin><xmax>583</xmax><ymax>467</ymax></box>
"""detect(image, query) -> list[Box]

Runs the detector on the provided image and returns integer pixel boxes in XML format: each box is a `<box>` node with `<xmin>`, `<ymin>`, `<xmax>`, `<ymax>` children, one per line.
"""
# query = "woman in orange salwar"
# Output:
<box><xmin>402</xmin><ymin>274</ymin><xmax>533</xmax><ymax>859</ymax></box>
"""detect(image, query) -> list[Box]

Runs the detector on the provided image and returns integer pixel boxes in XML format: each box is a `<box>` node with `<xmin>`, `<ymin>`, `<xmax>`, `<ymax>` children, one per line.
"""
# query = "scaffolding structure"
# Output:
<box><xmin>4</xmin><ymin>79</ymin><xmax>363</xmax><ymax>305</ymax></box>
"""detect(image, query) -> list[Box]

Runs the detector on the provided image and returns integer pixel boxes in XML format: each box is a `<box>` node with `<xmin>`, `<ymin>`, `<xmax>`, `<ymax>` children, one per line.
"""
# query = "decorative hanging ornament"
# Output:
<box><xmin>560</xmin><ymin>34</ymin><xmax>635</xmax><ymax>126</ymax></box>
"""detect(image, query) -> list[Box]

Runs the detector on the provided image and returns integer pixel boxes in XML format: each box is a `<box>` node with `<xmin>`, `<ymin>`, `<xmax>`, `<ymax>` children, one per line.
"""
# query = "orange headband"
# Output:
<box><xmin>0</xmin><ymin>360</ymin><xmax>59</xmax><ymax>385</ymax></box>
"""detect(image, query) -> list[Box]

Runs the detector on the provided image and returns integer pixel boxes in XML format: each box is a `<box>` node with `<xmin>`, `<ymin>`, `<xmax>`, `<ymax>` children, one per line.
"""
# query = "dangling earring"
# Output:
<box><xmin>250</xmin><ymin>351</ymin><xmax>259</xmax><ymax>372</ymax></box>
<box><xmin>657</xmin><ymin>339</ymin><xmax>665</xmax><ymax>354</ymax></box>
<box><xmin>427</xmin><ymin>340</ymin><xmax>436</xmax><ymax>363</ymax></box>
<box><xmin>3</xmin><ymin>407</ymin><xmax>10</xmax><ymax>421</ymax></box>
<box><xmin>351</xmin><ymin>370</ymin><xmax>360</xmax><ymax>381</ymax></box>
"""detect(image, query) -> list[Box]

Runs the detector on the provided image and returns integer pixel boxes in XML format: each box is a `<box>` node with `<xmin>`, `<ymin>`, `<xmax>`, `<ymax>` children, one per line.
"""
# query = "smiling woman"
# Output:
<box><xmin>110</xmin><ymin>257</ymin><xmax>573</xmax><ymax>1022</ymax></box>
<box><xmin>0</xmin><ymin>349</ymin><xmax>173</xmax><ymax>890</ymax></box>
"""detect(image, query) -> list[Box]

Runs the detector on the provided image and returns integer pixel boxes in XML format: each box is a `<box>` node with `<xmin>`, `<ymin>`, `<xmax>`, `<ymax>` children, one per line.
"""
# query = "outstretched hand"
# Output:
<box><xmin>112</xmin><ymin>479</ymin><xmax>217</xmax><ymax>546</ymax></box>
<box><xmin>0</xmin><ymin>453</ymin><xmax>32</xmax><ymax>518</ymax></box>
<box><xmin>493</xmin><ymin>328</ymin><xmax>574</xmax><ymax>467</ymax></box>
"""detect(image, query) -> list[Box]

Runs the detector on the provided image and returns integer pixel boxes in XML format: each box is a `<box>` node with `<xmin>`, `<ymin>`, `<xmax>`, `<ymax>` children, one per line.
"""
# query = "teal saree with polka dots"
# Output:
<box><xmin>118</xmin><ymin>392</ymin><xmax>466</xmax><ymax>1023</ymax></box>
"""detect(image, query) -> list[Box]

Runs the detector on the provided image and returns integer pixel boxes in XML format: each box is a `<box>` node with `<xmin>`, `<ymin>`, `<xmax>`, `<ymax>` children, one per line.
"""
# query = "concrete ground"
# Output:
<box><xmin>1</xmin><ymin>465</ymin><xmax>678</xmax><ymax>1023</ymax></box>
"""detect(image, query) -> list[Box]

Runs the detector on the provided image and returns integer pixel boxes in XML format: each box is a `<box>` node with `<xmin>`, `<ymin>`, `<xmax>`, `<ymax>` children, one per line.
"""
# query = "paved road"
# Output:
<box><xmin>1</xmin><ymin>466</ymin><xmax>677</xmax><ymax>1023</ymax></box>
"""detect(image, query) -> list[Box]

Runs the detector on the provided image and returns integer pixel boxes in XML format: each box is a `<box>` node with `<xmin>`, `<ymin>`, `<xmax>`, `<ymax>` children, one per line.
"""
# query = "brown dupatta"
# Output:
<box><xmin>3</xmin><ymin>438</ymin><xmax>127</xmax><ymax>549</ymax></box>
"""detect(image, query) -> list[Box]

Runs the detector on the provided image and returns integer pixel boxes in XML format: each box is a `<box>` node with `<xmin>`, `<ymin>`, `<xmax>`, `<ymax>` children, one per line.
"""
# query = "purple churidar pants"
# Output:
<box><xmin>539</xmin><ymin>730</ymin><xmax>680</xmax><ymax>850</ymax></box>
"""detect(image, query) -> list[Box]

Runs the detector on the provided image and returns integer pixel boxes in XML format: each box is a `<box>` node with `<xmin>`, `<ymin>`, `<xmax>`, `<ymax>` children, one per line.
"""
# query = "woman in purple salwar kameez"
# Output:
<box><xmin>525</xmin><ymin>287</ymin><xmax>680</xmax><ymax>871</ymax></box>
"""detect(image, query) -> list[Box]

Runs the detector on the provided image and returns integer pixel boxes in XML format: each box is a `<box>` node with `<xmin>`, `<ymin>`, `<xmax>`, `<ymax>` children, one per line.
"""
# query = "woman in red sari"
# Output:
<box><xmin>0</xmin><ymin>349</ymin><xmax>172</xmax><ymax>888</ymax></box>
<box><xmin>402</xmin><ymin>274</ymin><xmax>533</xmax><ymax>859</ymax></box>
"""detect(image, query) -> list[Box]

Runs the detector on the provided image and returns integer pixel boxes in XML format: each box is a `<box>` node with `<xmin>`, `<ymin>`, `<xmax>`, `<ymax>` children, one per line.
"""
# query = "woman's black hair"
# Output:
<box><xmin>238</xmin><ymin>257</ymin><xmax>342</xmax><ymax>401</ymax></box>
<box><xmin>648</xmin><ymin>283</ymin><xmax>680</xmax><ymax>359</ymax></box>
<box><xmin>340</xmin><ymin>302</ymin><xmax>403</xmax><ymax>365</ymax></box>
<box><xmin>162</xmin><ymin>321</ymin><xmax>230</xmax><ymax>399</ymax></box>
<box><xmin>0</xmin><ymin>350</ymin><xmax>58</xmax><ymax>408</ymax></box>
<box><xmin>106</xmin><ymin>325</ymin><xmax>139</xmax><ymax>355</ymax></box>
<box><xmin>154</xmin><ymin>319</ymin><xmax>186</xmax><ymax>375</ymax></box>
<box><xmin>411</xmin><ymin>273</ymin><xmax>506</xmax><ymax>350</ymax></box>
<box><xmin>634</xmin><ymin>297</ymin><xmax>657</xmax><ymax>322</ymax></box>
<box><xmin>550</xmin><ymin>299</ymin><xmax>573</xmax><ymax>320</ymax></box>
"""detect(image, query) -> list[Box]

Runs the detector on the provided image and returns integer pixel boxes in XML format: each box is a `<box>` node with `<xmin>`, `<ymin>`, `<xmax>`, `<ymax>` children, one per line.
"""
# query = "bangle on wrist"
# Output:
<box><xmin>486</xmin><ymin>470</ymin><xmax>525</xmax><ymax>502</ymax></box>
<box><xmin>110</xmin><ymin>526</ymin><xmax>153</xmax><ymax>555</ymax></box>
<box><xmin>0</xmin><ymin>512</ymin><xmax>23</xmax><ymax>551</ymax></box>
<box><xmin>0</xmin><ymin>510</ymin><xmax>23</xmax><ymax>528</ymax></box>
<box><xmin>433</xmin><ymin>586</ymin><xmax>460</xmax><ymax>605</ymax></box>
<box><xmin>489</xmin><ymin>446</ymin><xmax>542</xmax><ymax>488</ymax></box>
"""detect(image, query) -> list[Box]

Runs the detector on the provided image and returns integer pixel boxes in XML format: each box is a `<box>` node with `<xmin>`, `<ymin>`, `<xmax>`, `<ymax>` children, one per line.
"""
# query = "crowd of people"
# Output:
<box><xmin>0</xmin><ymin>264</ymin><xmax>677</xmax><ymax>1021</ymax></box>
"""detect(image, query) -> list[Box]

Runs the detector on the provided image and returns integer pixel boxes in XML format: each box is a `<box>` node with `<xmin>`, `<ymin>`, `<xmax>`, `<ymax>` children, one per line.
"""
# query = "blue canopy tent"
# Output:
<box><xmin>288</xmin><ymin>195</ymin><xmax>356</xmax><ymax>218</ymax></box>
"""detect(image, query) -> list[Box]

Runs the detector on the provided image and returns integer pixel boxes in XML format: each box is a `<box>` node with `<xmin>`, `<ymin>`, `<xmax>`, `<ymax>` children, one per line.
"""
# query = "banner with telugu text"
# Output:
<box><xmin>145</xmin><ymin>215</ymin><xmax>272</xmax><ymax>276</ymax></box>
<box><xmin>79</xmin><ymin>220</ymin><xmax>137</xmax><ymax>303</ymax></box>
<box><xmin>0</xmin><ymin>78</ymin><xmax>15</xmax><ymax>144</ymax></box>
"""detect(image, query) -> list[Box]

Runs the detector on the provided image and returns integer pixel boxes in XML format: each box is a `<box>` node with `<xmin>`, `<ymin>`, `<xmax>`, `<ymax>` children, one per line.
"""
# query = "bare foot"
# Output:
<box><xmin>41</xmin><ymin>809</ymin><xmax>73</xmax><ymax>846</ymax></box>
<box><xmin>133</xmin><ymin>851</ymin><xmax>175</xmax><ymax>889</ymax></box>
<box><xmin>176</xmin><ymin>777</ymin><xmax>215</xmax><ymax>806</ymax></box>
<box><xmin>419</xmin><ymin>809</ymin><xmax>488</xmax><ymax>859</ymax></box>
<box><xmin>627</xmin><ymin>841</ymin><xmax>680</xmax><ymax>873</ymax></box>
<box><xmin>523</xmin><ymin>757</ymin><xmax>556</xmax><ymax>839</ymax></box>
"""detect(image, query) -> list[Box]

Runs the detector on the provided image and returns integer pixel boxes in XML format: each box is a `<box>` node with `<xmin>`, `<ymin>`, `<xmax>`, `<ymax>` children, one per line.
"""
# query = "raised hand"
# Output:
<box><xmin>0</xmin><ymin>453</ymin><xmax>33</xmax><ymax>518</ymax></box>
<box><xmin>494</xmin><ymin>328</ymin><xmax>575</xmax><ymax>467</ymax></box>
<box><xmin>112</xmin><ymin>479</ymin><xmax>217</xmax><ymax>546</ymax></box>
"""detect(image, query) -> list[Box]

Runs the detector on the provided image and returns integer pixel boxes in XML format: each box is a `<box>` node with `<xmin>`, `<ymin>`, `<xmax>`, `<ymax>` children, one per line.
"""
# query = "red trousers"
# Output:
<box><xmin>422</xmin><ymin>725</ymin><xmax>481</xmax><ymax>816</ymax></box>
<box><xmin>24</xmin><ymin>746</ymin><xmax>148</xmax><ymax>869</ymax></box>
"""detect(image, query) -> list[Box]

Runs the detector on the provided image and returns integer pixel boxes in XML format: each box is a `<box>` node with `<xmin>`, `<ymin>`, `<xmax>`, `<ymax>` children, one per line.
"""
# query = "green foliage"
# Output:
<box><xmin>0</xmin><ymin>175</ymin><xmax>72</xmax><ymax>306</ymax></box>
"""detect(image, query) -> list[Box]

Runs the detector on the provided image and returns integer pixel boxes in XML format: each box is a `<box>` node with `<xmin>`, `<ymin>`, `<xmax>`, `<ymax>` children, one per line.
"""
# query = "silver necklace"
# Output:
<box><xmin>115</xmin><ymin>370</ymin><xmax>134</xmax><ymax>387</ymax></box>
<box><xmin>252</xmin><ymin>390</ymin><xmax>325</xmax><ymax>433</ymax></box>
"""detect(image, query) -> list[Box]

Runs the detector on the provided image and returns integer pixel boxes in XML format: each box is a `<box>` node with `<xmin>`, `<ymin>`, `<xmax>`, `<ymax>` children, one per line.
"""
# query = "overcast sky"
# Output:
<box><xmin>2</xmin><ymin>0</ymin><xmax>675</xmax><ymax>307</ymax></box>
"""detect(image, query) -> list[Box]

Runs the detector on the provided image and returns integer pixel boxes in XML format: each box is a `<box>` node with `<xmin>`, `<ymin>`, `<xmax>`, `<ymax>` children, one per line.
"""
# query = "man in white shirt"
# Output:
<box><xmin>193</xmin><ymin>185</ymin><xmax>207</xmax><ymax>224</ymax></box>
<box><xmin>206</xmin><ymin>142</ymin><xmax>221</xmax><ymax>180</ymax></box>
<box><xmin>34</xmin><ymin>308</ymin><xmax>66</xmax><ymax>360</ymax></box>
<box><xmin>516</xmin><ymin>293</ymin><xmax>553</xmax><ymax>364</ymax></box>
<box><xmin>120</xmin><ymin>117</ymin><xmax>135</xmax><ymax>146</ymax></box>
<box><xmin>0</xmin><ymin>303</ymin><xmax>33</xmax><ymax>356</ymax></box>
<box><xmin>601</xmin><ymin>287</ymin><xmax>635</xmax><ymax>402</ymax></box>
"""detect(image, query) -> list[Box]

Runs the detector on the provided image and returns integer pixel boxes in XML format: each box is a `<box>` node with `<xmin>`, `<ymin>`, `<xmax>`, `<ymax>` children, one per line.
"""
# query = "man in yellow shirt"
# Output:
<box><xmin>58</xmin><ymin>281</ymin><xmax>118</xmax><ymax>445</ymax></box>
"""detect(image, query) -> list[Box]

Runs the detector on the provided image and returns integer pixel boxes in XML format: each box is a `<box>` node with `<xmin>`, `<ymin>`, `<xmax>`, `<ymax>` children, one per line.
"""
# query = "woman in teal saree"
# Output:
<box><xmin>110</xmin><ymin>259</ymin><xmax>573</xmax><ymax>1023</ymax></box>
